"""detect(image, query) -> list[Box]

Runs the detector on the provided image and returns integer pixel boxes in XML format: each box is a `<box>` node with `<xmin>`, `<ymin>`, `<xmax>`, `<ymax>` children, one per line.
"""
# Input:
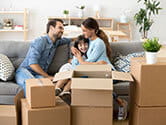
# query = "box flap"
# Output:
<box><xmin>112</xmin><ymin>71</ymin><xmax>133</xmax><ymax>82</ymax></box>
<box><xmin>71</xmin><ymin>78</ymin><xmax>113</xmax><ymax>90</ymax></box>
<box><xmin>75</xmin><ymin>64</ymin><xmax>112</xmax><ymax>72</ymax></box>
<box><xmin>53</xmin><ymin>70</ymin><xmax>73</xmax><ymax>82</ymax></box>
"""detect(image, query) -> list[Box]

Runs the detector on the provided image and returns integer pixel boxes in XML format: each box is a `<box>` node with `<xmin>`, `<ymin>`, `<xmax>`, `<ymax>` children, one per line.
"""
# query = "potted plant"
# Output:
<box><xmin>142</xmin><ymin>37</ymin><xmax>162</xmax><ymax>64</ymax></box>
<box><xmin>134</xmin><ymin>0</ymin><xmax>162</xmax><ymax>40</ymax></box>
<box><xmin>76</xmin><ymin>5</ymin><xmax>85</xmax><ymax>18</ymax></box>
<box><xmin>63</xmin><ymin>10</ymin><xmax>69</xmax><ymax>18</ymax></box>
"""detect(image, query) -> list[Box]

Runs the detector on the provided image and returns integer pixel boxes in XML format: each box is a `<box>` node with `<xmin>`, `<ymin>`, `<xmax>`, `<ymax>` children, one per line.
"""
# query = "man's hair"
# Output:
<box><xmin>46</xmin><ymin>19</ymin><xmax>63</xmax><ymax>33</ymax></box>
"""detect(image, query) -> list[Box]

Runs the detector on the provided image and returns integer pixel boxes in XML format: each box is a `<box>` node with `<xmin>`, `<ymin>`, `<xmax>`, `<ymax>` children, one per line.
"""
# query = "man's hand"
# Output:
<box><xmin>46</xmin><ymin>76</ymin><xmax>54</xmax><ymax>81</ymax></box>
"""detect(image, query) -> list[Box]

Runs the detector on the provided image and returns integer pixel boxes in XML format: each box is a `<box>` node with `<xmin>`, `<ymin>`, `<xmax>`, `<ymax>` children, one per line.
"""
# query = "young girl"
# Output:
<box><xmin>55</xmin><ymin>35</ymin><xmax>106</xmax><ymax>98</ymax></box>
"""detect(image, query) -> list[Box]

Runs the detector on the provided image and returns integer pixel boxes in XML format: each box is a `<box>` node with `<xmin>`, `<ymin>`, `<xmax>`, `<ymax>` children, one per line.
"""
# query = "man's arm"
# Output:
<box><xmin>30</xmin><ymin>64</ymin><xmax>53</xmax><ymax>80</ymax></box>
<box><xmin>28</xmin><ymin>39</ymin><xmax>53</xmax><ymax>80</ymax></box>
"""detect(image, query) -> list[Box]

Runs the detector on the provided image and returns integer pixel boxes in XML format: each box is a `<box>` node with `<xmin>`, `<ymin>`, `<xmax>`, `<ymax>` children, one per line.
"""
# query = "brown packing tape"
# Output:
<box><xmin>38</xmin><ymin>79</ymin><xmax>43</xmax><ymax>86</ymax></box>
<box><xmin>14</xmin><ymin>90</ymin><xmax>24</xmax><ymax>125</ymax></box>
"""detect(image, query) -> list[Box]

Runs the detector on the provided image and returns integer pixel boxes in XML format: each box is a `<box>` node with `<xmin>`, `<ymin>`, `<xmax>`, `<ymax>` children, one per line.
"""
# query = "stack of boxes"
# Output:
<box><xmin>54</xmin><ymin>64</ymin><xmax>133</xmax><ymax>125</ymax></box>
<box><xmin>21</xmin><ymin>78</ymin><xmax>70</xmax><ymax>125</ymax></box>
<box><xmin>130</xmin><ymin>57</ymin><xmax>166</xmax><ymax>125</ymax></box>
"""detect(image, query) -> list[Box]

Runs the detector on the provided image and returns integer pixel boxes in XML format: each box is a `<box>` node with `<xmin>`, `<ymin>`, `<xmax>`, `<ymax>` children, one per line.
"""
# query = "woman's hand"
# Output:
<box><xmin>96</xmin><ymin>61</ymin><xmax>107</xmax><ymax>64</ymax></box>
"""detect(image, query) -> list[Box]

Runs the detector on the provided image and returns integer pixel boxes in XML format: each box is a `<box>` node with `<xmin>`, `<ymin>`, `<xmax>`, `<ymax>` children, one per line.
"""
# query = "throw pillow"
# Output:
<box><xmin>0</xmin><ymin>54</ymin><xmax>15</xmax><ymax>81</ymax></box>
<box><xmin>113</xmin><ymin>52</ymin><xmax>145</xmax><ymax>72</ymax></box>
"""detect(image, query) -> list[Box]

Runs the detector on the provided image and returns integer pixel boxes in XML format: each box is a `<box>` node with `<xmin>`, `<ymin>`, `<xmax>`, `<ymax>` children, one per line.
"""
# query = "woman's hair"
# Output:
<box><xmin>74</xmin><ymin>35</ymin><xmax>89</xmax><ymax>58</ymax></box>
<box><xmin>82</xmin><ymin>17</ymin><xmax>112</xmax><ymax>59</ymax></box>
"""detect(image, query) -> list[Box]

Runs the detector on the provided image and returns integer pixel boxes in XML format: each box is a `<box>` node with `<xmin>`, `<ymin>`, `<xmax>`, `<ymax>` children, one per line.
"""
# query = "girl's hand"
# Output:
<box><xmin>71</xmin><ymin>46</ymin><xmax>80</xmax><ymax>55</ymax></box>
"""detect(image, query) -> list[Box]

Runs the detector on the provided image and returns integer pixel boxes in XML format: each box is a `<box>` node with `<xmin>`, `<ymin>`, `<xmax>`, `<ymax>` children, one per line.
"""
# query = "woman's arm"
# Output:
<box><xmin>76</xmin><ymin>54</ymin><xmax>107</xmax><ymax>64</ymax></box>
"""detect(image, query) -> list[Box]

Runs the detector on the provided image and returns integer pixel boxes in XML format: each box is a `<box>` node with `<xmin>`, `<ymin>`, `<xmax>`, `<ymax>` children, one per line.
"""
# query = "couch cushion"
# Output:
<box><xmin>0</xmin><ymin>81</ymin><xmax>23</xmax><ymax>104</ymax></box>
<box><xmin>113</xmin><ymin>52</ymin><xmax>145</xmax><ymax>72</ymax></box>
<box><xmin>47</xmin><ymin>44</ymin><xmax>70</xmax><ymax>75</ymax></box>
<box><xmin>113</xmin><ymin>82</ymin><xmax>130</xmax><ymax>95</ymax></box>
<box><xmin>0</xmin><ymin>81</ymin><xmax>22</xmax><ymax>95</ymax></box>
<box><xmin>0</xmin><ymin>95</ymin><xmax>16</xmax><ymax>105</ymax></box>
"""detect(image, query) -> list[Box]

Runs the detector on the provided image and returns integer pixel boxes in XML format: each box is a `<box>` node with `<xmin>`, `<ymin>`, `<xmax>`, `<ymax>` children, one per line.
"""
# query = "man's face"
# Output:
<box><xmin>81</xmin><ymin>24</ymin><xmax>94</xmax><ymax>38</ymax></box>
<box><xmin>52</xmin><ymin>21</ymin><xmax>64</xmax><ymax>40</ymax></box>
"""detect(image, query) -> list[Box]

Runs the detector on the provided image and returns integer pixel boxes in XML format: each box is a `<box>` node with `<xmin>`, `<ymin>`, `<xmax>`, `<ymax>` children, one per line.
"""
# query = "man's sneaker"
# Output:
<box><xmin>118</xmin><ymin>100</ymin><xmax>128</xmax><ymax>120</ymax></box>
<box><xmin>55</xmin><ymin>88</ymin><xmax>62</xmax><ymax>96</ymax></box>
<box><xmin>60</xmin><ymin>91</ymin><xmax>71</xmax><ymax>105</ymax></box>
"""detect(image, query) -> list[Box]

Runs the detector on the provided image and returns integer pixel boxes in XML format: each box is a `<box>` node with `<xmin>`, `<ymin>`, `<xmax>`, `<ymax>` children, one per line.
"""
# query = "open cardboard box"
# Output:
<box><xmin>54</xmin><ymin>65</ymin><xmax>133</xmax><ymax>106</ymax></box>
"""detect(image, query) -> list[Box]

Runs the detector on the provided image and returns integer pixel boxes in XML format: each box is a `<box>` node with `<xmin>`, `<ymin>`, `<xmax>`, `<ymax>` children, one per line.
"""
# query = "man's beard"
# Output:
<box><xmin>53</xmin><ymin>32</ymin><xmax>63</xmax><ymax>41</ymax></box>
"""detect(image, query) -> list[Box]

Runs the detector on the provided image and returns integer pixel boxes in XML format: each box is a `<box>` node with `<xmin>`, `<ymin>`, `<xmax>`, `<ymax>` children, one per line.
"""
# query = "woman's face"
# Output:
<box><xmin>78</xmin><ymin>41</ymin><xmax>89</xmax><ymax>54</ymax></box>
<box><xmin>81</xmin><ymin>25</ymin><xmax>94</xmax><ymax>38</ymax></box>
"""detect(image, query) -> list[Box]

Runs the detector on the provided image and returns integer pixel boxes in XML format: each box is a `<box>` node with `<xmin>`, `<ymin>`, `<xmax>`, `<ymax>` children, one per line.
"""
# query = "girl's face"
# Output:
<box><xmin>78</xmin><ymin>41</ymin><xmax>89</xmax><ymax>54</ymax></box>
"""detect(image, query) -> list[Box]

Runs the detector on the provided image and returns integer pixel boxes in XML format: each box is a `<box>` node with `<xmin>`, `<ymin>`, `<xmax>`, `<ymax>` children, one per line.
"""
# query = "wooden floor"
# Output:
<box><xmin>113</xmin><ymin>120</ymin><xmax>128</xmax><ymax>125</ymax></box>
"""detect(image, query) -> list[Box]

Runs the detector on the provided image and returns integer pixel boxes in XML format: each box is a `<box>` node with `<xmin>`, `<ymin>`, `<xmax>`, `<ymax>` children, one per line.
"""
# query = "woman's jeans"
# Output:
<box><xmin>15</xmin><ymin>67</ymin><xmax>43</xmax><ymax>96</ymax></box>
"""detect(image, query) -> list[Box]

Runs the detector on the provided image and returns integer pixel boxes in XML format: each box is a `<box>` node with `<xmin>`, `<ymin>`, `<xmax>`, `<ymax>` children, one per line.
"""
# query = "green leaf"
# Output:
<box><xmin>142</xmin><ymin>37</ymin><xmax>162</xmax><ymax>52</ymax></box>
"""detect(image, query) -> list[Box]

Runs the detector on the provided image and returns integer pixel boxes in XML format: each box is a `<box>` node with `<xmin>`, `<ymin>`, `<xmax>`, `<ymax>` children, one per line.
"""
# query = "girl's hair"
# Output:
<box><xmin>82</xmin><ymin>17</ymin><xmax>112</xmax><ymax>59</ymax></box>
<box><xmin>74</xmin><ymin>35</ymin><xmax>89</xmax><ymax>58</ymax></box>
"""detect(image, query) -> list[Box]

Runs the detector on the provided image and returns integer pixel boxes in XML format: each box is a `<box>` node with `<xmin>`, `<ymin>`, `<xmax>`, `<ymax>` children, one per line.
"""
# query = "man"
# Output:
<box><xmin>15</xmin><ymin>19</ymin><xmax>71</xmax><ymax>95</ymax></box>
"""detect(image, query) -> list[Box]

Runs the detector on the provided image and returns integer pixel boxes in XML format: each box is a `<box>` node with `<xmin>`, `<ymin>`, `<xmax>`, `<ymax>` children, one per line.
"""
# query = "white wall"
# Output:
<box><xmin>0</xmin><ymin>0</ymin><xmax>165</xmax><ymax>44</ymax></box>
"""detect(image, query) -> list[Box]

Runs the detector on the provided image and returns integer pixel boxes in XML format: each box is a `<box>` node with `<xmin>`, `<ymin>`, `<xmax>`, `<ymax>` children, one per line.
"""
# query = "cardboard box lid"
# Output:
<box><xmin>26</xmin><ymin>78</ymin><xmax>54</xmax><ymax>87</ymax></box>
<box><xmin>21</xmin><ymin>97</ymin><xmax>69</xmax><ymax>111</ymax></box>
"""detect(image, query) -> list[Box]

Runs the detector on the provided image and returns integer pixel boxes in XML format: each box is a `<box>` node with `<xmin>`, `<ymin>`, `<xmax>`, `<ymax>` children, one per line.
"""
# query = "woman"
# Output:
<box><xmin>71</xmin><ymin>17</ymin><xmax>127</xmax><ymax>120</ymax></box>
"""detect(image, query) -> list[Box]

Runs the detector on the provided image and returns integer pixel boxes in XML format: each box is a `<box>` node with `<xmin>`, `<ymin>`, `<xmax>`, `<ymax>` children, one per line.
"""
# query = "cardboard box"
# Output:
<box><xmin>131</xmin><ymin>57</ymin><xmax>166</xmax><ymax>106</ymax></box>
<box><xmin>129</xmin><ymin>104</ymin><xmax>166</xmax><ymax>125</ymax></box>
<box><xmin>21</xmin><ymin>98</ymin><xmax>70</xmax><ymax>125</ymax></box>
<box><xmin>53</xmin><ymin>65</ymin><xmax>133</xmax><ymax>107</ymax></box>
<box><xmin>72</xmin><ymin>106</ymin><xmax>112</xmax><ymax>125</ymax></box>
<box><xmin>0</xmin><ymin>105</ymin><xmax>16</xmax><ymax>125</ymax></box>
<box><xmin>26</xmin><ymin>78</ymin><xmax>55</xmax><ymax>108</ymax></box>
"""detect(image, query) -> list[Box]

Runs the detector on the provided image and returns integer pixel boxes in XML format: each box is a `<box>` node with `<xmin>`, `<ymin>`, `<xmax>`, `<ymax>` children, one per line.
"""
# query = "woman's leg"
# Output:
<box><xmin>15</xmin><ymin>67</ymin><xmax>35</xmax><ymax>96</ymax></box>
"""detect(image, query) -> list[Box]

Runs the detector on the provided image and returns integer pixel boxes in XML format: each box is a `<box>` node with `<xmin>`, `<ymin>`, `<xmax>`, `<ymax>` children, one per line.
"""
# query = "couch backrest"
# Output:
<box><xmin>110</xmin><ymin>41</ymin><xmax>144</xmax><ymax>59</ymax></box>
<box><xmin>0</xmin><ymin>41</ymin><xmax>70</xmax><ymax>75</ymax></box>
<box><xmin>0</xmin><ymin>41</ymin><xmax>143</xmax><ymax>75</ymax></box>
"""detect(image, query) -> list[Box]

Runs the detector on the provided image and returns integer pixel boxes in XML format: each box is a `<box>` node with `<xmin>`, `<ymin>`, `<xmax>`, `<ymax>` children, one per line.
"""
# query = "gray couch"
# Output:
<box><xmin>0</xmin><ymin>41</ymin><xmax>143</xmax><ymax>112</ymax></box>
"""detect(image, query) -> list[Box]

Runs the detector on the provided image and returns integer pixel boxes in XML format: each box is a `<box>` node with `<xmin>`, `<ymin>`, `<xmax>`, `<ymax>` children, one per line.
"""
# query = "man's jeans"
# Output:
<box><xmin>15</xmin><ymin>67</ymin><xmax>43</xmax><ymax>96</ymax></box>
